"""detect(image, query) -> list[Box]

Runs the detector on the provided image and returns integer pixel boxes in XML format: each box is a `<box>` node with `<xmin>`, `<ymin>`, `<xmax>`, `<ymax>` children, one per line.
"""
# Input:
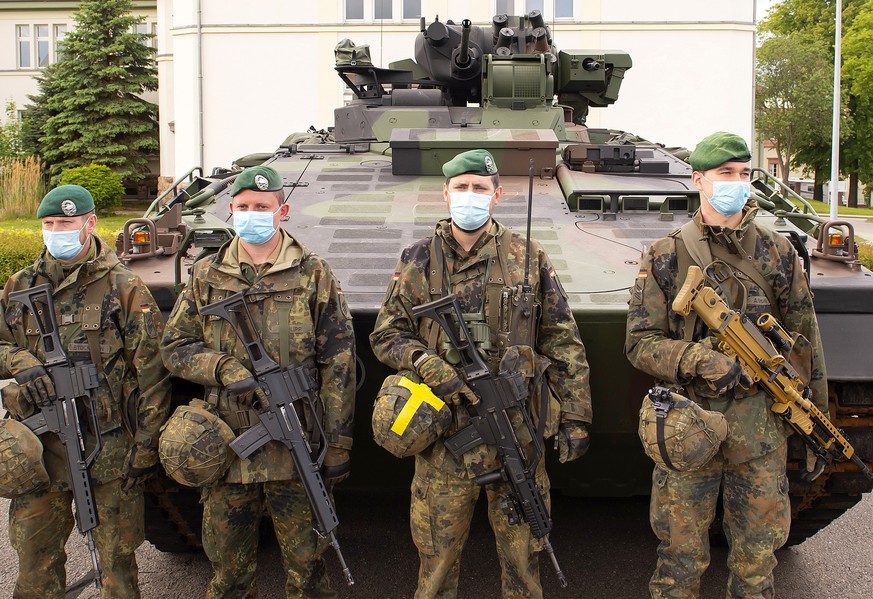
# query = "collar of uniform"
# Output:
<box><xmin>692</xmin><ymin>200</ymin><xmax>758</xmax><ymax>242</ymax></box>
<box><xmin>209</xmin><ymin>229</ymin><xmax>305</xmax><ymax>286</ymax></box>
<box><xmin>38</xmin><ymin>234</ymin><xmax>115</xmax><ymax>291</ymax></box>
<box><xmin>435</xmin><ymin>219</ymin><xmax>503</xmax><ymax>262</ymax></box>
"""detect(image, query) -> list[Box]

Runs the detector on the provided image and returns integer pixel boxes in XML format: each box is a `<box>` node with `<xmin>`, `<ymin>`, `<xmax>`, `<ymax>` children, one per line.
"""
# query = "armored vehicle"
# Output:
<box><xmin>119</xmin><ymin>12</ymin><xmax>873</xmax><ymax>551</ymax></box>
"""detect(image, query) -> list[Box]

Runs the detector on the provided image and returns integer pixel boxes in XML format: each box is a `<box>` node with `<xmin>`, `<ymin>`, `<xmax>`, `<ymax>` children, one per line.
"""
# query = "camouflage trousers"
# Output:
<box><xmin>202</xmin><ymin>479</ymin><xmax>334</xmax><ymax>599</ymax></box>
<box><xmin>8</xmin><ymin>478</ymin><xmax>144</xmax><ymax>599</ymax></box>
<box><xmin>410</xmin><ymin>455</ymin><xmax>550</xmax><ymax>599</ymax></box>
<box><xmin>649</xmin><ymin>442</ymin><xmax>790</xmax><ymax>598</ymax></box>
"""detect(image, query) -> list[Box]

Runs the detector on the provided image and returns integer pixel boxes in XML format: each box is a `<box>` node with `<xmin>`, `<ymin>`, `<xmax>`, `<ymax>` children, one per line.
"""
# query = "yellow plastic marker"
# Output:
<box><xmin>390</xmin><ymin>377</ymin><xmax>445</xmax><ymax>435</ymax></box>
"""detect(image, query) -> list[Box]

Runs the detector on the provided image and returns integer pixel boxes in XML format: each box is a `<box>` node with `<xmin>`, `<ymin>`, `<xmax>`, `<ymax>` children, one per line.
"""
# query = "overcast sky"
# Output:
<box><xmin>756</xmin><ymin>0</ymin><xmax>779</xmax><ymax>22</ymax></box>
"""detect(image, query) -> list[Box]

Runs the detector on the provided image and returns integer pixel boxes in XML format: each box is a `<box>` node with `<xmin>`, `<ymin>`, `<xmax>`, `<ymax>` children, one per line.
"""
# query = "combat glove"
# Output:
<box><xmin>414</xmin><ymin>352</ymin><xmax>478</xmax><ymax>406</ymax></box>
<box><xmin>217</xmin><ymin>356</ymin><xmax>265</xmax><ymax>408</ymax></box>
<box><xmin>680</xmin><ymin>344</ymin><xmax>752</xmax><ymax>395</ymax></box>
<box><xmin>322</xmin><ymin>447</ymin><xmax>351</xmax><ymax>486</ymax></box>
<box><xmin>13</xmin><ymin>365</ymin><xmax>56</xmax><ymax>408</ymax></box>
<box><xmin>556</xmin><ymin>420</ymin><xmax>590</xmax><ymax>463</ymax></box>
<box><xmin>121</xmin><ymin>441</ymin><xmax>158</xmax><ymax>493</ymax></box>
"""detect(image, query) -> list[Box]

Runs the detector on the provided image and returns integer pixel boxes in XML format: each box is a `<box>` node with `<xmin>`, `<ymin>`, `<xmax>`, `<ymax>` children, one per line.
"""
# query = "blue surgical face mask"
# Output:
<box><xmin>234</xmin><ymin>207</ymin><xmax>280</xmax><ymax>245</ymax></box>
<box><xmin>702</xmin><ymin>176</ymin><xmax>750</xmax><ymax>216</ymax></box>
<box><xmin>43</xmin><ymin>221</ymin><xmax>88</xmax><ymax>261</ymax></box>
<box><xmin>449</xmin><ymin>191</ymin><xmax>494</xmax><ymax>231</ymax></box>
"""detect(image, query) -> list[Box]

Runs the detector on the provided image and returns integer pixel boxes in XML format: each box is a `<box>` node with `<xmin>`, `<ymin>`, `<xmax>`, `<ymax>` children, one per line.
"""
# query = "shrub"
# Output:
<box><xmin>0</xmin><ymin>230</ymin><xmax>44</xmax><ymax>285</ymax></box>
<box><xmin>57</xmin><ymin>164</ymin><xmax>125</xmax><ymax>213</ymax></box>
<box><xmin>0</xmin><ymin>156</ymin><xmax>45</xmax><ymax>219</ymax></box>
<box><xmin>861</xmin><ymin>243</ymin><xmax>873</xmax><ymax>272</ymax></box>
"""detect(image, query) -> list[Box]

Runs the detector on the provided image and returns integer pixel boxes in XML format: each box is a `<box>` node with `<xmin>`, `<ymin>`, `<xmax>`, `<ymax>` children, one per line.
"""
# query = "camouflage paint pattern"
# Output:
<box><xmin>410</xmin><ymin>456</ymin><xmax>550</xmax><ymax>599</ymax></box>
<box><xmin>624</xmin><ymin>205</ymin><xmax>825</xmax><ymax>596</ymax></box>
<box><xmin>625</xmin><ymin>205</ymin><xmax>828</xmax><ymax>464</ymax></box>
<box><xmin>161</xmin><ymin>231</ymin><xmax>355</xmax><ymax>484</ymax></box>
<box><xmin>370</xmin><ymin>219</ymin><xmax>591</xmax><ymax>479</ymax></box>
<box><xmin>160</xmin><ymin>231</ymin><xmax>354</xmax><ymax>595</ymax></box>
<box><xmin>201</xmin><ymin>480</ymin><xmax>334</xmax><ymax>599</ymax></box>
<box><xmin>10</xmin><ymin>477</ymin><xmax>145</xmax><ymax>598</ymax></box>
<box><xmin>0</xmin><ymin>235</ymin><xmax>170</xmax><ymax>596</ymax></box>
<box><xmin>649</xmin><ymin>444</ymin><xmax>790</xmax><ymax>598</ymax></box>
<box><xmin>370</xmin><ymin>219</ymin><xmax>590</xmax><ymax>596</ymax></box>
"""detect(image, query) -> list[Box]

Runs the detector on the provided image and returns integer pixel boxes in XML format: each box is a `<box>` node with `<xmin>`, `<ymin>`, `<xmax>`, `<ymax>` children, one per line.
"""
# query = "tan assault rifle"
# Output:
<box><xmin>672</xmin><ymin>265</ymin><xmax>873</xmax><ymax>482</ymax></box>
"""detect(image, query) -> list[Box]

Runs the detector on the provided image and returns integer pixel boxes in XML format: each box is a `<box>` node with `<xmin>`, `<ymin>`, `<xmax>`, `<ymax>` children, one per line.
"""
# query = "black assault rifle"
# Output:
<box><xmin>413</xmin><ymin>293</ymin><xmax>568</xmax><ymax>587</ymax></box>
<box><xmin>199</xmin><ymin>292</ymin><xmax>354</xmax><ymax>585</ymax></box>
<box><xmin>9</xmin><ymin>283</ymin><xmax>103</xmax><ymax>592</ymax></box>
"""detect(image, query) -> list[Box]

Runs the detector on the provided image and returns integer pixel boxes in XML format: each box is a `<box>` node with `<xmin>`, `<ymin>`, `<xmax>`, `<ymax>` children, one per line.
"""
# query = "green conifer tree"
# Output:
<box><xmin>38</xmin><ymin>0</ymin><xmax>158</xmax><ymax>183</ymax></box>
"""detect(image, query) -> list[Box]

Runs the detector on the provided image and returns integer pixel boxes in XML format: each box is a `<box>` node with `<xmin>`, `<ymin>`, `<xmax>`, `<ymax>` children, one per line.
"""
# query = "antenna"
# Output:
<box><xmin>523</xmin><ymin>158</ymin><xmax>534</xmax><ymax>291</ymax></box>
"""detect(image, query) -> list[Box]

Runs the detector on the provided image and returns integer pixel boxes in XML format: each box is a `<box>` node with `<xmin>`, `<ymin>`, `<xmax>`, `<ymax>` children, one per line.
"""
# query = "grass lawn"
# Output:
<box><xmin>790</xmin><ymin>198</ymin><xmax>873</xmax><ymax>217</ymax></box>
<box><xmin>0</xmin><ymin>215</ymin><xmax>127</xmax><ymax>239</ymax></box>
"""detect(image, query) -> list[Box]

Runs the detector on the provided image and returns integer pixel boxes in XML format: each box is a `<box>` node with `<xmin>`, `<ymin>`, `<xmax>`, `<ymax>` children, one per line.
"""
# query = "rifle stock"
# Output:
<box><xmin>671</xmin><ymin>266</ymin><xmax>872</xmax><ymax>481</ymax></box>
<box><xmin>413</xmin><ymin>293</ymin><xmax>568</xmax><ymax>587</ymax></box>
<box><xmin>199</xmin><ymin>291</ymin><xmax>354</xmax><ymax>585</ymax></box>
<box><xmin>8</xmin><ymin>283</ymin><xmax>103</xmax><ymax>590</ymax></box>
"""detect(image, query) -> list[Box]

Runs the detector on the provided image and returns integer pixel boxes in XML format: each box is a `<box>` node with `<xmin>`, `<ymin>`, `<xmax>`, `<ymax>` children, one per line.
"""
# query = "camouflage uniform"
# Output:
<box><xmin>370</xmin><ymin>219</ymin><xmax>592</xmax><ymax>598</ymax></box>
<box><xmin>160</xmin><ymin>230</ymin><xmax>355</xmax><ymax>599</ymax></box>
<box><xmin>625</xmin><ymin>205</ymin><xmax>828</xmax><ymax>598</ymax></box>
<box><xmin>0</xmin><ymin>235</ymin><xmax>171</xmax><ymax>599</ymax></box>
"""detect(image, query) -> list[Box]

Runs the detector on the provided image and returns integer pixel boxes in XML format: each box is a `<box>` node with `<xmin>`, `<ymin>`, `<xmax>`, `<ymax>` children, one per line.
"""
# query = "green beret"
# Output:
<box><xmin>230</xmin><ymin>165</ymin><xmax>283</xmax><ymax>197</ymax></box>
<box><xmin>37</xmin><ymin>185</ymin><xmax>95</xmax><ymax>218</ymax></box>
<box><xmin>442</xmin><ymin>149</ymin><xmax>498</xmax><ymax>179</ymax></box>
<box><xmin>689</xmin><ymin>132</ymin><xmax>751</xmax><ymax>171</ymax></box>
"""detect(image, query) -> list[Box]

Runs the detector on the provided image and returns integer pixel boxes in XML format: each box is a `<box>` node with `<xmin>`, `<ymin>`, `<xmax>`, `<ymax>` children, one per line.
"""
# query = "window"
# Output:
<box><xmin>555</xmin><ymin>0</ymin><xmax>573</xmax><ymax>18</ymax></box>
<box><xmin>54</xmin><ymin>24</ymin><xmax>67</xmax><ymax>60</ymax></box>
<box><xmin>375</xmin><ymin>0</ymin><xmax>392</xmax><ymax>19</ymax></box>
<box><xmin>132</xmin><ymin>22</ymin><xmax>157</xmax><ymax>48</ymax></box>
<box><xmin>346</xmin><ymin>0</ymin><xmax>364</xmax><ymax>20</ymax></box>
<box><xmin>526</xmin><ymin>0</ymin><xmax>544</xmax><ymax>13</ymax></box>
<box><xmin>403</xmin><ymin>0</ymin><xmax>421</xmax><ymax>19</ymax></box>
<box><xmin>17</xmin><ymin>25</ymin><xmax>31</xmax><ymax>68</ymax></box>
<box><xmin>768</xmin><ymin>161</ymin><xmax>778</xmax><ymax>178</ymax></box>
<box><xmin>36</xmin><ymin>25</ymin><xmax>49</xmax><ymax>67</ymax></box>
<box><xmin>16</xmin><ymin>24</ymin><xmax>68</xmax><ymax>68</ymax></box>
<box><xmin>496</xmin><ymin>0</ymin><xmax>573</xmax><ymax>18</ymax></box>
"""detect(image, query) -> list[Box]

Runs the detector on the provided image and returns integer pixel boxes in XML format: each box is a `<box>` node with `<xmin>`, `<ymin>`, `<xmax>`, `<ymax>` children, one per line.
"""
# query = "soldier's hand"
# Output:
<box><xmin>13</xmin><ymin>365</ymin><xmax>56</xmax><ymax>408</ymax></box>
<box><xmin>218</xmin><ymin>357</ymin><xmax>263</xmax><ymax>408</ymax></box>
<box><xmin>556</xmin><ymin>420</ymin><xmax>590</xmax><ymax>463</ymax></box>
<box><xmin>681</xmin><ymin>344</ymin><xmax>752</xmax><ymax>394</ymax></box>
<box><xmin>322</xmin><ymin>447</ymin><xmax>351</xmax><ymax>486</ymax></box>
<box><xmin>415</xmin><ymin>353</ymin><xmax>478</xmax><ymax>406</ymax></box>
<box><xmin>121</xmin><ymin>442</ymin><xmax>158</xmax><ymax>493</ymax></box>
<box><xmin>804</xmin><ymin>446</ymin><xmax>827</xmax><ymax>482</ymax></box>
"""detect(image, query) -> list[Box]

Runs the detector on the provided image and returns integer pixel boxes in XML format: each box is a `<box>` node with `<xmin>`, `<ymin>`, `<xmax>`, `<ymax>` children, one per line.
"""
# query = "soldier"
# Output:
<box><xmin>370</xmin><ymin>149</ymin><xmax>592</xmax><ymax>598</ymax></box>
<box><xmin>625</xmin><ymin>132</ymin><xmax>828</xmax><ymax>597</ymax></box>
<box><xmin>0</xmin><ymin>184</ymin><xmax>171</xmax><ymax>598</ymax></box>
<box><xmin>160</xmin><ymin>165</ymin><xmax>355</xmax><ymax>598</ymax></box>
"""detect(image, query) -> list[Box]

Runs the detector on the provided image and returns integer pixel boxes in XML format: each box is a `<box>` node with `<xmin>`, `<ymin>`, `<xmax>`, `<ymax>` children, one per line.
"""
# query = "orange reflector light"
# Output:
<box><xmin>133</xmin><ymin>231</ymin><xmax>150</xmax><ymax>244</ymax></box>
<box><xmin>828</xmin><ymin>233</ymin><xmax>843</xmax><ymax>246</ymax></box>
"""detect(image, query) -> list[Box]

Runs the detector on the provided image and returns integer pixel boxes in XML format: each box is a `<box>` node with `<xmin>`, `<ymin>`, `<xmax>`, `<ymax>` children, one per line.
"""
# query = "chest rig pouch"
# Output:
<box><xmin>23</xmin><ymin>272</ymin><xmax>118</xmax><ymax>432</ymax></box>
<box><xmin>427</xmin><ymin>230</ymin><xmax>541</xmax><ymax>369</ymax></box>
<box><xmin>204</xmin><ymin>284</ymin><xmax>322</xmax><ymax>446</ymax></box>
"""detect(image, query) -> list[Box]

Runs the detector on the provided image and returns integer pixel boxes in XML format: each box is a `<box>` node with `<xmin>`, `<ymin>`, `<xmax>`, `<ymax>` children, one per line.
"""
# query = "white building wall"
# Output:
<box><xmin>161</xmin><ymin>0</ymin><xmax>756</xmax><ymax>177</ymax></box>
<box><xmin>0</xmin><ymin>4</ymin><xmax>158</xmax><ymax>125</ymax></box>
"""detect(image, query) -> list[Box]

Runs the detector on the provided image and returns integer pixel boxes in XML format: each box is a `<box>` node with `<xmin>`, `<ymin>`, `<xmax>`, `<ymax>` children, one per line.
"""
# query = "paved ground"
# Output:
<box><xmin>0</xmin><ymin>488</ymin><xmax>870</xmax><ymax>598</ymax></box>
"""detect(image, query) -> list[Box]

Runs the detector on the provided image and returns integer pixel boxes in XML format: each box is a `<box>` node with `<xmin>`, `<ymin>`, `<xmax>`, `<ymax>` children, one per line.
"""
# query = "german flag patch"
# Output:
<box><xmin>141</xmin><ymin>304</ymin><xmax>158</xmax><ymax>338</ymax></box>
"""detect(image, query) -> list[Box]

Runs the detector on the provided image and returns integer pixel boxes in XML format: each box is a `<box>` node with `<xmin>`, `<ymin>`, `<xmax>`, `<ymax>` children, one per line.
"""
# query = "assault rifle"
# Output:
<box><xmin>672</xmin><ymin>265</ymin><xmax>873</xmax><ymax>482</ymax></box>
<box><xmin>9</xmin><ymin>283</ymin><xmax>103</xmax><ymax>592</ymax></box>
<box><xmin>413</xmin><ymin>293</ymin><xmax>568</xmax><ymax>587</ymax></box>
<box><xmin>199</xmin><ymin>292</ymin><xmax>354</xmax><ymax>585</ymax></box>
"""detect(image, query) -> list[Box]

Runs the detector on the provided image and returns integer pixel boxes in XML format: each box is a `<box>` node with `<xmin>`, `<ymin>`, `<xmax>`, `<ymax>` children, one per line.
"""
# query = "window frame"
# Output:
<box><xmin>494</xmin><ymin>0</ymin><xmax>575</xmax><ymax>20</ymax></box>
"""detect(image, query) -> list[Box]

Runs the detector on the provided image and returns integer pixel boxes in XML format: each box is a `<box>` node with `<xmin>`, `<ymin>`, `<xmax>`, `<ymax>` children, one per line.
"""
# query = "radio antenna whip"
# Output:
<box><xmin>523</xmin><ymin>158</ymin><xmax>534</xmax><ymax>291</ymax></box>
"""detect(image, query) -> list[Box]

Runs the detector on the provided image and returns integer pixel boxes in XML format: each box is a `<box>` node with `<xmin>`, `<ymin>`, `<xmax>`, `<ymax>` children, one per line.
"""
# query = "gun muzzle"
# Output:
<box><xmin>456</xmin><ymin>19</ymin><xmax>472</xmax><ymax>67</ymax></box>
